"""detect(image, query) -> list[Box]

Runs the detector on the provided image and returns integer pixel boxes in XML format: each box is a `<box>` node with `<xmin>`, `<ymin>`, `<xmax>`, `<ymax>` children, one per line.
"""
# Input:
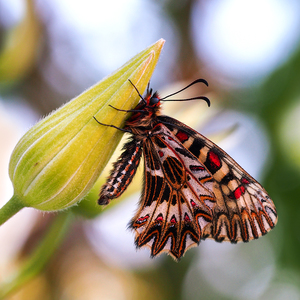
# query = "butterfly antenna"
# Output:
<box><xmin>160</xmin><ymin>79</ymin><xmax>210</xmax><ymax>107</ymax></box>
<box><xmin>128</xmin><ymin>79</ymin><xmax>146</xmax><ymax>103</ymax></box>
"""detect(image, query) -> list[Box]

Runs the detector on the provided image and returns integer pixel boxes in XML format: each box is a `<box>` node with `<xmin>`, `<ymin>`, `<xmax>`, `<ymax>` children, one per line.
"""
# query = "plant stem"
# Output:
<box><xmin>0</xmin><ymin>195</ymin><xmax>24</xmax><ymax>226</ymax></box>
<box><xmin>0</xmin><ymin>212</ymin><xmax>72</xmax><ymax>299</ymax></box>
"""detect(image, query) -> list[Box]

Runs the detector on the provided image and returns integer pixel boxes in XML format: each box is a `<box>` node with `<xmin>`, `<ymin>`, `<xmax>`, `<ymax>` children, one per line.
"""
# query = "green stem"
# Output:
<box><xmin>0</xmin><ymin>195</ymin><xmax>24</xmax><ymax>226</ymax></box>
<box><xmin>0</xmin><ymin>212</ymin><xmax>72</xmax><ymax>299</ymax></box>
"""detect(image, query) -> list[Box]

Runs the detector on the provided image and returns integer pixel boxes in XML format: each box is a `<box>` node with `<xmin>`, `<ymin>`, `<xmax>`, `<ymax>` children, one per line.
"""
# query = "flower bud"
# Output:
<box><xmin>7</xmin><ymin>39</ymin><xmax>164</xmax><ymax>212</ymax></box>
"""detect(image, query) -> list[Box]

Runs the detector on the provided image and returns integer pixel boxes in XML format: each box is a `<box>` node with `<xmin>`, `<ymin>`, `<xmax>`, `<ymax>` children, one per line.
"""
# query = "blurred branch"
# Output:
<box><xmin>162</xmin><ymin>0</ymin><xmax>204</xmax><ymax>79</ymax></box>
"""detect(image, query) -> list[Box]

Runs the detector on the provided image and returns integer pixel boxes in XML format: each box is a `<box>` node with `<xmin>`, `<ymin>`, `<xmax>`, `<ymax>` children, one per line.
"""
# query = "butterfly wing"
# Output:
<box><xmin>158</xmin><ymin>116</ymin><xmax>278</xmax><ymax>242</ymax></box>
<box><xmin>130</xmin><ymin>117</ymin><xmax>277</xmax><ymax>259</ymax></box>
<box><xmin>129</xmin><ymin>133</ymin><xmax>215</xmax><ymax>259</ymax></box>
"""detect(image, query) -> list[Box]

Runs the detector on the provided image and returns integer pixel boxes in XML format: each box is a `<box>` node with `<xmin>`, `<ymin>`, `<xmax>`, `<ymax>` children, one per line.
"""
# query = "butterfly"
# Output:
<box><xmin>95</xmin><ymin>79</ymin><xmax>277</xmax><ymax>260</ymax></box>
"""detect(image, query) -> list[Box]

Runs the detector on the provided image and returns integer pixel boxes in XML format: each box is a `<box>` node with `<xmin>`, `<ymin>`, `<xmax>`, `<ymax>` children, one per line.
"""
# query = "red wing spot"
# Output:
<box><xmin>190</xmin><ymin>200</ymin><xmax>197</xmax><ymax>207</ymax></box>
<box><xmin>156</xmin><ymin>215</ymin><xmax>163</xmax><ymax>222</ymax></box>
<box><xmin>205</xmin><ymin>150</ymin><xmax>222</xmax><ymax>173</ymax></box>
<box><xmin>208</xmin><ymin>151</ymin><xmax>221</xmax><ymax>168</ymax></box>
<box><xmin>241</xmin><ymin>177</ymin><xmax>250</xmax><ymax>185</ymax></box>
<box><xmin>184</xmin><ymin>213</ymin><xmax>191</xmax><ymax>222</ymax></box>
<box><xmin>229</xmin><ymin>186</ymin><xmax>246</xmax><ymax>199</ymax></box>
<box><xmin>235</xmin><ymin>186</ymin><xmax>245</xmax><ymax>199</ymax></box>
<box><xmin>170</xmin><ymin>215</ymin><xmax>177</xmax><ymax>224</ymax></box>
<box><xmin>136</xmin><ymin>215</ymin><xmax>149</xmax><ymax>224</ymax></box>
<box><xmin>176</xmin><ymin>131</ymin><xmax>189</xmax><ymax>143</ymax></box>
<box><xmin>190</xmin><ymin>165</ymin><xmax>205</xmax><ymax>171</ymax></box>
<box><xmin>158</xmin><ymin>150</ymin><xmax>164</xmax><ymax>157</ymax></box>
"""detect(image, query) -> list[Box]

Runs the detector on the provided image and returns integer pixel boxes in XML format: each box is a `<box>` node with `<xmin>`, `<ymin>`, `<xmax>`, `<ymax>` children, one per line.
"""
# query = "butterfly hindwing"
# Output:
<box><xmin>130</xmin><ymin>125</ymin><xmax>219</xmax><ymax>259</ymax></box>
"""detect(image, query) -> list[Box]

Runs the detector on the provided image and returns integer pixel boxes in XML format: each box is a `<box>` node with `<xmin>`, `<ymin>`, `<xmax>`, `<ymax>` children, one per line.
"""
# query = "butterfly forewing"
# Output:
<box><xmin>158</xmin><ymin>115</ymin><xmax>278</xmax><ymax>243</ymax></box>
<box><xmin>98</xmin><ymin>80</ymin><xmax>277</xmax><ymax>260</ymax></box>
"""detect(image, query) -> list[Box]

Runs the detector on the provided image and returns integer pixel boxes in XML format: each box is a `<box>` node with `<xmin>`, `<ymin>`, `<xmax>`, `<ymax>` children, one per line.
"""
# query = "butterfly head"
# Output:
<box><xmin>128</xmin><ymin>78</ymin><xmax>210</xmax><ymax>121</ymax></box>
<box><xmin>147</xmin><ymin>91</ymin><xmax>161</xmax><ymax>107</ymax></box>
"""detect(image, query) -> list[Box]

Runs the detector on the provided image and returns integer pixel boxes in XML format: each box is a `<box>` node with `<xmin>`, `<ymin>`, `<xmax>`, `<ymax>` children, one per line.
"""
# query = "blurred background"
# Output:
<box><xmin>1</xmin><ymin>0</ymin><xmax>300</xmax><ymax>299</ymax></box>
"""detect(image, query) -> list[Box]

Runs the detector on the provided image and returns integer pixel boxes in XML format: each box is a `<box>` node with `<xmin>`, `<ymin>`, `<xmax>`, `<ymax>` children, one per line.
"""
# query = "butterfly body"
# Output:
<box><xmin>99</xmin><ymin>81</ymin><xmax>277</xmax><ymax>260</ymax></box>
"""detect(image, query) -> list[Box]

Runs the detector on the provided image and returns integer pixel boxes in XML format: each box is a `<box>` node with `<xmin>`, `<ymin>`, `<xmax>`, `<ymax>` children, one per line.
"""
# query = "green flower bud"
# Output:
<box><xmin>2</xmin><ymin>39</ymin><xmax>164</xmax><ymax>222</ymax></box>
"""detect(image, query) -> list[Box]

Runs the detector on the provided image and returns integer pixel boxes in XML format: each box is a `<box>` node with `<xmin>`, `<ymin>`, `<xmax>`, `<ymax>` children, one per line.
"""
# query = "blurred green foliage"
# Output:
<box><xmin>255</xmin><ymin>43</ymin><xmax>300</xmax><ymax>270</ymax></box>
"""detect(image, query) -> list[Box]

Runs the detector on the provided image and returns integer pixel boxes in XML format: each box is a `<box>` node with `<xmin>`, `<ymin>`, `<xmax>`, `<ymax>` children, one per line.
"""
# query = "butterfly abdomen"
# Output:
<box><xmin>99</xmin><ymin>139</ymin><xmax>142</xmax><ymax>205</ymax></box>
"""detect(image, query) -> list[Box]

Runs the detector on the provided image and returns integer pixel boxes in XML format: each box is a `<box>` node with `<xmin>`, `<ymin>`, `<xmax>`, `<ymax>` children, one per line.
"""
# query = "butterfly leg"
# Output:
<box><xmin>108</xmin><ymin>105</ymin><xmax>146</xmax><ymax>114</ymax></box>
<box><xmin>93</xmin><ymin>116</ymin><xmax>132</xmax><ymax>133</ymax></box>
